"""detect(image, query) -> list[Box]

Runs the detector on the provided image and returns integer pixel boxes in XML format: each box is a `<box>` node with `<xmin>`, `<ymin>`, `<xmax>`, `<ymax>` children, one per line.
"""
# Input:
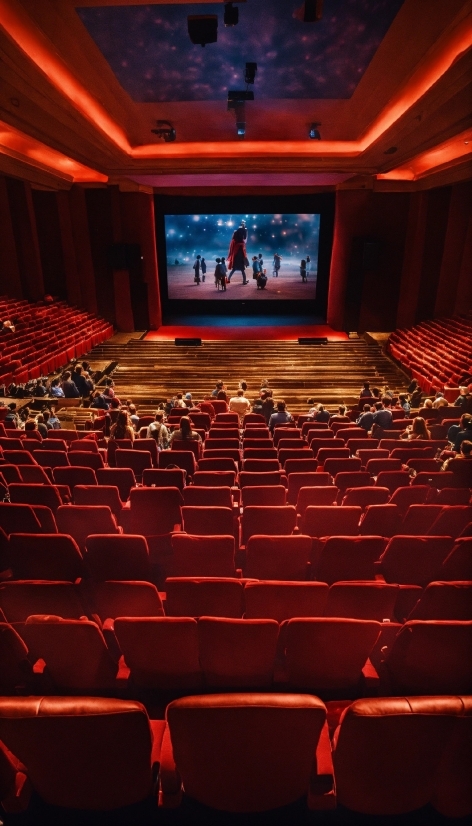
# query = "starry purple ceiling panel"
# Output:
<box><xmin>76</xmin><ymin>0</ymin><xmax>404</xmax><ymax>102</ymax></box>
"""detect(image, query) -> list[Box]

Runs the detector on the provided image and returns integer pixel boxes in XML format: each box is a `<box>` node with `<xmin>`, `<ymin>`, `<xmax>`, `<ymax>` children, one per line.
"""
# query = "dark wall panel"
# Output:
<box><xmin>32</xmin><ymin>190</ymin><xmax>67</xmax><ymax>299</ymax></box>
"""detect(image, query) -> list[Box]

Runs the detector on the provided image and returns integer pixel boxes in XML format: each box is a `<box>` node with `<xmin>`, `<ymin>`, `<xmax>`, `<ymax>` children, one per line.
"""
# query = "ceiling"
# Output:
<box><xmin>0</xmin><ymin>0</ymin><xmax>471</xmax><ymax>191</ymax></box>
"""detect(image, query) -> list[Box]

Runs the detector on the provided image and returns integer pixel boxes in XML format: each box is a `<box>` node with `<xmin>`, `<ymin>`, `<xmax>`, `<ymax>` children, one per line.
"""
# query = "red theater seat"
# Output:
<box><xmin>324</xmin><ymin>581</ymin><xmax>399</xmax><ymax>621</ymax></box>
<box><xmin>428</xmin><ymin>505</ymin><xmax>472</xmax><ymax>538</ymax></box>
<box><xmin>84</xmin><ymin>534</ymin><xmax>151</xmax><ymax>582</ymax></box>
<box><xmin>244</xmin><ymin>581</ymin><xmax>328</xmax><ymax>621</ymax></box>
<box><xmin>241</xmin><ymin>505</ymin><xmax>297</xmax><ymax>545</ymax></box>
<box><xmin>241</xmin><ymin>485</ymin><xmax>286</xmax><ymax>507</ymax></box>
<box><xmin>245</xmin><ymin>534</ymin><xmax>312</xmax><ymax>580</ymax></box>
<box><xmin>358</xmin><ymin>504</ymin><xmax>401</xmax><ymax>537</ymax></box>
<box><xmin>439</xmin><ymin>538</ymin><xmax>472</xmax><ymax>580</ymax></box>
<box><xmin>54</xmin><ymin>466</ymin><xmax>98</xmax><ymax>489</ymax></box>
<box><xmin>8</xmin><ymin>483</ymin><xmax>62</xmax><ymax>513</ymax></box>
<box><xmin>341</xmin><ymin>486</ymin><xmax>390</xmax><ymax>509</ymax></box>
<box><xmin>388</xmin><ymin>485</ymin><xmax>430</xmax><ymax>516</ymax></box>
<box><xmin>8</xmin><ymin>533</ymin><xmax>84</xmax><ymax>582</ymax></box>
<box><xmin>115</xmin><ymin>448</ymin><xmax>152</xmax><ymax>480</ymax></box>
<box><xmin>73</xmin><ymin>484</ymin><xmax>124</xmax><ymax>517</ymax></box>
<box><xmin>160</xmin><ymin>449</ymin><xmax>197</xmax><ymax>477</ymax></box>
<box><xmin>197</xmin><ymin>617</ymin><xmax>279</xmax><ymax>689</ymax></box>
<box><xmin>315</xmin><ymin>536</ymin><xmax>387</xmax><ymax>584</ymax></box>
<box><xmin>0</xmin><ymin>622</ymin><xmax>32</xmax><ymax>694</ymax></box>
<box><xmin>406</xmin><ymin>580</ymin><xmax>472</xmax><ymax>620</ymax></box>
<box><xmin>182</xmin><ymin>506</ymin><xmax>234</xmax><ymax>537</ymax></box>
<box><xmin>171</xmin><ymin>534</ymin><xmax>237</xmax><ymax>578</ymax></box>
<box><xmin>192</xmin><ymin>469</ymin><xmax>237</xmax><ymax>487</ymax></box>
<box><xmin>96</xmin><ymin>468</ymin><xmax>136</xmax><ymax>501</ymax></box>
<box><xmin>89</xmin><ymin>581</ymin><xmax>164</xmax><ymax>623</ymax></box>
<box><xmin>56</xmin><ymin>505</ymin><xmax>120</xmax><ymax>552</ymax></box>
<box><xmin>379</xmin><ymin>535</ymin><xmax>455</xmax><ymax>586</ymax></box>
<box><xmin>401</xmin><ymin>504</ymin><xmax>444</xmax><ymax>535</ymax></box>
<box><xmin>119</xmin><ymin>487</ymin><xmax>183</xmax><ymax>535</ymax></box>
<box><xmin>0</xmin><ymin>581</ymin><xmax>86</xmax><ymax>623</ymax></box>
<box><xmin>164</xmin><ymin>577</ymin><xmax>244</xmax><ymax>618</ymax></box>
<box><xmin>142</xmin><ymin>468</ymin><xmax>186</xmax><ymax>490</ymax></box>
<box><xmin>287</xmin><ymin>472</ymin><xmax>332</xmax><ymax>504</ymax></box>
<box><xmin>301</xmin><ymin>505</ymin><xmax>361</xmax><ymax>538</ymax></box>
<box><xmin>296</xmin><ymin>486</ymin><xmax>338</xmax><ymax>513</ymax></box>
<box><xmin>183</xmin><ymin>486</ymin><xmax>233</xmax><ymax>508</ymax></box>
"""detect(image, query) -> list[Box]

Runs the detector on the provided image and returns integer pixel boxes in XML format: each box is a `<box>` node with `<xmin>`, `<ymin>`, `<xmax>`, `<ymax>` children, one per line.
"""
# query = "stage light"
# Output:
<box><xmin>236</xmin><ymin>121</ymin><xmax>246</xmax><ymax>139</ymax></box>
<box><xmin>224</xmin><ymin>3</ymin><xmax>239</xmax><ymax>26</ymax></box>
<box><xmin>309</xmin><ymin>122</ymin><xmax>321</xmax><ymax>140</ymax></box>
<box><xmin>187</xmin><ymin>15</ymin><xmax>218</xmax><ymax>47</ymax></box>
<box><xmin>245</xmin><ymin>62</ymin><xmax>257</xmax><ymax>85</ymax></box>
<box><xmin>293</xmin><ymin>0</ymin><xmax>323</xmax><ymax>22</ymax></box>
<box><xmin>151</xmin><ymin>120</ymin><xmax>176</xmax><ymax>142</ymax></box>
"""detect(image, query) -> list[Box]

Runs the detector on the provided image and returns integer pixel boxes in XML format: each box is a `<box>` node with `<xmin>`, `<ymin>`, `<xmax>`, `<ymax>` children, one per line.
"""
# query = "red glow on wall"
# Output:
<box><xmin>377</xmin><ymin>130</ymin><xmax>472</xmax><ymax>180</ymax></box>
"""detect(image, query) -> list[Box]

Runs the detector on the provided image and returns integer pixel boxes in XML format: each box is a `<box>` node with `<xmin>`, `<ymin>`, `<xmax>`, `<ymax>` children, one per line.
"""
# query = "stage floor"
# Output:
<box><xmin>145</xmin><ymin>316</ymin><xmax>348</xmax><ymax>342</ymax></box>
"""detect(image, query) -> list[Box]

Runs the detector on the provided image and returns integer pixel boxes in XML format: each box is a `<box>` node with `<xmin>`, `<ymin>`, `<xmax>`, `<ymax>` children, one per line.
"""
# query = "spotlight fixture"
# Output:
<box><xmin>224</xmin><ymin>2</ymin><xmax>239</xmax><ymax>26</ymax></box>
<box><xmin>236</xmin><ymin>121</ymin><xmax>246</xmax><ymax>139</ymax></box>
<box><xmin>151</xmin><ymin>120</ymin><xmax>176</xmax><ymax>142</ymax></box>
<box><xmin>244</xmin><ymin>62</ymin><xmax>257</xmax><ymax>85</ymax></box>
<box><xmin>293</xmin><ymin>0</ymin><xmax>323</xmax><ymax>22</ymax></box>
<box><xmin>308</xmin><ymin>122</ymin><xmax>321</xmax><ymax>140</ymax></box>
<box><xmin>187</xmin><ymin>14</ymin><xmax>218</xmax><ymax>46</ymax></box>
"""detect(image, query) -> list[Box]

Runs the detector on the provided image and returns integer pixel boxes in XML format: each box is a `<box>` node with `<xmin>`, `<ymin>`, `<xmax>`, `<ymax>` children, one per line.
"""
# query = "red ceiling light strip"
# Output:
<box><xmin>377</xmin><ymin>130</ymin><xmax>472</xmax><ymax>180</ymax></box>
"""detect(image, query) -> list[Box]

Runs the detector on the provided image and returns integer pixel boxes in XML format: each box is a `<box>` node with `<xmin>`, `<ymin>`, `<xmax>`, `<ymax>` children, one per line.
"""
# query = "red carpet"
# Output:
<box><xmin>145</xmin><ymin>324</ymin><xmax>348</xmax><ymax>342</ymax></box>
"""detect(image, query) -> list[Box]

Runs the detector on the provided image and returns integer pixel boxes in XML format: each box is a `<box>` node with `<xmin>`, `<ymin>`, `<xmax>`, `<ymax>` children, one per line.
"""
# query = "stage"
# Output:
<box><xmin>144</xmin><ymin>315</ymin><xmax>348</xmax><ymax>342</ymax></box>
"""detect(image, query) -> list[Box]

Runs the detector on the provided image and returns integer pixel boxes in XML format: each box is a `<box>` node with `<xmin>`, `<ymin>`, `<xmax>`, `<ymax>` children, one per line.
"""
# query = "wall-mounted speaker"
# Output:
<box><xmin>175</xmin><ymin>338</ymin><xmax>202</xmax><ymax>347</ymax></box>
<box><xmin>107</xmin><ymin>243</ymin><xmax>142</xmax><ymax>270</ymax></box>
<box><xmin>298</xmin><ymin>337</ymin><xmax>328</xmax><ymax>345</ymax></box>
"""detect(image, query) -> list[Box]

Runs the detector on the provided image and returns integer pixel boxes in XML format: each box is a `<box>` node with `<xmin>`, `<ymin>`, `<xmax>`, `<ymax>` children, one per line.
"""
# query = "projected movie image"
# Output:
<box><xmin>165</xmin><ymin>214</ymin><xmax>320</xmax><ymax>300</ymax></box>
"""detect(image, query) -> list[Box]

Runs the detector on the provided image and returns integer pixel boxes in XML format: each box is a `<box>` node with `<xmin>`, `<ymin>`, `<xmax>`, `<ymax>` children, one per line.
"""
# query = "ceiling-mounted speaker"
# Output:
<box><xmin>187</xmin><ymin>15</ymin><xmax>218</xmax><ymax>46</ymax></box>
<box><xmin>293</xmin><ymin>0</ymin><xmax>323</xmax><ymax>23</ymax></box>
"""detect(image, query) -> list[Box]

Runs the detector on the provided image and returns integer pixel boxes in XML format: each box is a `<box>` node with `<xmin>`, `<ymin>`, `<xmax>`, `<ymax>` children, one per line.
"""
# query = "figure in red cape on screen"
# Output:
<box><xmin>227</xmin><ymin>220</ymin><xmax>249</xmax><ymax>284</ymax></box>
<box><xmin>272</xmin><ymin>253</ymin><xmax>281</xmax><ymax>277</ymax></box>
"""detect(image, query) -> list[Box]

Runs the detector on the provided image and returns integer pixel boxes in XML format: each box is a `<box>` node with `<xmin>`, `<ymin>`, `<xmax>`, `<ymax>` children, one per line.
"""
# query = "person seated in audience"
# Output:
<box><xmin>453</xmin><ymin>416</ymin><xmax>472</xmax><ymax>452</ymax></box>
<box><xmin>211</xmin><ymin>380</ymin><xmax>225</xmax><ymax>398</ymax></box>
<box><xmin>229</xmin><ymin>389</ymin><xmax>251</xmax><ymax>420</ymax></box>
<box><xmin>35</xmin><ymin>414</ymin><xmax>48</xmax><ymax>439</ymax></box>
<box><xmin>442</xmin><ymin>439</ymin><xmax>472</xmax><ymax>473</ymax></box>
<box><xmin>330</xmin><ymin>405</ymin><xmax>350</xmax><ymax>422</ymax></box>
<box><xmin>431</xmin><ymin>391</ymin><xmax>447</xmax><ymax>408</ymax></box>
<box><xmin>107</xmin><ymin>398</ymin><xmax>121</xmax><ymax>425</ymax></box>
<box><xmin>216</xmin><ymin>389</ymin><xmax>229</xmax><ymax>406</ymax></box>
<box><xmin>239</xmin><ymin>380</ymin><xmax>248</xmax><ymax>393</ymax></box>
<box><xmin>396</xmin><ymin>393</ymin><xmax>410</xmax><ymax>414</ymax></box>
<box><xmin>61</xmin><ymin>371</ymin><xmax>80</xmax><ymax>399</ymax></box>
<box><xmin>32</xmin><ymin>379</ymin><xmax>48</xmax><ymax>397</ymax></box>
<box><xmin>359</xmin><ymin>381</ymin><xmax>373</xmax><ymax>400</ymax></box>
<box><xmin>172</xmin><ymin>393</ymin><xmax>187</xmax><ymax>409</ymax></box>
<box><xmin>371</xmin><ymin>400</ymin><xmax>393</xmax><ymax>434</ymax></box>
<box><xmin>409</xmin><ymin>385</ymin><xmax>423</xmax><ymax>408</ymax></box>
<box><xmin>447</xmin><ymin>413</ymin><xmax>471</xmax><ymax>446</ymax></box>
<box><xmin>423</xmin><ymin>398</ymin><xmax>433</xmax><ymax>409</ymax></box>
<box><xmin>147</xmin><ymin>412</ymin><xmax>169</xmax><ymax>449</ymax></box>
<box><xmin>102</xmin><ymin>379</ymin><xmax>116</xmax><ymax>400</ymax></box>
<box><xmin>400</xmin><ymin>416</ymin><xmax>431</xmax><ymax>440</ymax></box>
<box><xmin>24</xmin><ymin>419</ymin><xmax>40</xmax><ymax>437</ymax></box>
<box><xmin>169</xmin><ymin>415</ymin><xmax>202</xmax><ymax>446</ymax></box>
<box><xmin>357</xmin><ymin>403</ymin><xmax>374</xmax><ymax>432</ymax></box>
<box><xmin>71</xmin><ymin>364</ymin><xmax>93</xmax><ymax>398</ymax></box>
<box><xmin>127</xmin><ymin>403</ymin><xmax>140</xmax><ymax>429</ymax></box>
<box><xmin>198</xmin><ymin>396</ymin><xmax>216</xmax><ymax>419</ymax></box>
<box><xmin>454</xmin><ymin>386</ymin><xmax>472</xmax><ymax>412</ymax></box>
<box><xmin>269</xmin><ymin>400</ymin><xmax>293</xmax><ymax>432</ymax></box>
<box><xmin>49</xmin><ymin>378</ymin><xmax>65</xmax><ymax>398</ymax></box>
<box><xmin>4</xmin><ymin>403</ymin><xmax>20</xmax><ymax>427</ymax></box>
<box><xmin>313</xmin><ymin>404</ymin><xmax>330</xmax><ymax>423</ymax></box>
<box><xmin>109</xmin><ymin>410</ymin><xmax>134</xmax><ymax>442</ymax></box>
<box><xmin>43</xmin><ymin>409</ymin><xmax>61</xmax><ymax>430</ymax></box>
<box><xmin>252</xmin><ymin>389</ymin><xmax>274</xmax><ymax>424</ymax></box>
<box><xmin>183</xmin><ymin>393</ymin><xmax>194</xmax><ymax>408</ymax></box>
<box><xmin>90</xmin><ymin>389</ymin><xmax>110</xmax><ymax>410</ymax></box>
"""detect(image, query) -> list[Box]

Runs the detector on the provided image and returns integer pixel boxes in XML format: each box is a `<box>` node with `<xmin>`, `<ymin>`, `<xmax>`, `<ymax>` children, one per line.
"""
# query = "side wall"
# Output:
<box><xmin>327</xmin><ymin>180</ymin><xmax>472</xmax><ymax>331</ymax></box>
<box><xmin>0</xmin><ymin>179</ymin><xmax>162</xmax><ymax>330</ymax></box>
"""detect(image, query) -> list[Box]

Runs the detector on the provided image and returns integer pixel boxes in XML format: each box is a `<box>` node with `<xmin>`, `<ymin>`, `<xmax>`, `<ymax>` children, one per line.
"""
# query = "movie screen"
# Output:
<box><xmin>164</xmin><ymin>213</ymin><xmax>320</xmax><ymax>301</ymax></box>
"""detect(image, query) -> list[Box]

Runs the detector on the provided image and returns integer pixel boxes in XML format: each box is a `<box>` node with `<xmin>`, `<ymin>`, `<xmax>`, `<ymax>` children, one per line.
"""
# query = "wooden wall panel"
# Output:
<box><xmin>0</xmin><ymin>175</ymin><xmax>22</xmax><ymax>298</ymax></box>
<box><xmin>5</xmin><ymin>177</ymin><xmax>44</xmax><ymax>300</ymax></box>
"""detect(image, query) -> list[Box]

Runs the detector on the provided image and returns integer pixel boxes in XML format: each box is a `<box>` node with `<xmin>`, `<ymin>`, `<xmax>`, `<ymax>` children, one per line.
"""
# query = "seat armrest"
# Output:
<box><xmin>158</xmin><ymin>724</ymin><xmax>182</xmax><ymax>808</ymax></box>
<box><xmin>308</xmin><ymin>721</ymin><xmax>336</xmax><ymax>810</ymax></box>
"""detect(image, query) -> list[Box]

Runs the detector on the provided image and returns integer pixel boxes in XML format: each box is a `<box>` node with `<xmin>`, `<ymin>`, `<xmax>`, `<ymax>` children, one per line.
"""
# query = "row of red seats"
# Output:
<box><xmin>0</xmin><ymin>692</ymin><xmax>469</xmax><ymax>817</ymax></box>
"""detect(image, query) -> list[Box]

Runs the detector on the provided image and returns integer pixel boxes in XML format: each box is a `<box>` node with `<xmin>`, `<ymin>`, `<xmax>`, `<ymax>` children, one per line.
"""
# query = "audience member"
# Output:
<box><xmin>169</xmin><ymin>416</ymin><xmax>202</xmax><ymax>445</ymax></box>
<box><xmin>359</xmin><ymin>382</ymin><xmax>373</xmax><ymax>399</ymax></box>
<box><xmin>172</xmin><ymin>393</ymin><xmax>187</xmax><ymax>409</ymax></box>
<box><xmin>314</xmin><ymin>404</ymin><xmax>330</xmax><ymax>423</ymax></box>
<box><xmin>400</xmin><ymin>416</ymin><xmax>431</xmax><ymax>440</ymax></box>
<box><xmin>330</xmin><ymin>405</ymin><xmax>350</xmax><ymax>422</ymax></box>
<box><xmin>269</xmin><ymin>400</ymin><xmax>293</xmax><ymax>432</ymax></box>
<box><xmin>4</xmin><ymin>403</ymin><xmax>19</xmax><ymax>427</ymax></box>
<box><xmin>229</xmin><ymin>389</ymin><xmax>251</xmax><ymax>419</ymax></box>
<box><xmin>447</xmin><ymin>413</ymin><xmax>471</xmax><ymax>446</ymax></box>
<box><xmin>371</xmin><ymin>400</ymin><xmax>393</xmax><ymax>433</ymax></box>
<box><xmin>102</xmin><ymin>379</ymin><xmax>116</xmax><ymax>399</ymax></box>
<box><xmin>454</xmin><ymin>386</ymin><xmax>472</xmax><ymax>412</ymax></box>
<box><xmin>49</xmin><ymin>378</ymin><xmax>65</xmax><ymax>398</ymax></box>
<box><xmin>71</xmin><ymin>365</ymin><xmax>93</xmax><ymax>398</ymax></box>
<box><xmin>109</xmin><ymin>410</ymin><xmax>134</xmax><ymax>442</ymax></box>
<box><xmin>147</xmin><ymin>412</ymin><xmax>169</xmax><ymax>449</ymax></box>
<box><xmin>35</xmin><ymin>414</ymin><xmax>48</xmax><ymax>439</ymax></box>
<box><xmin>43</xmin><ymin>409</ymin><xmax>61</xmax><ymax>430</ymax></box>
<box><xmin>90</xmin><ymin>389</ymin><xmax>110</xmax><ymax>410</ymax></box>
<box><xmin>32</xmin><ymin>379</ymin><xmax>47</xmax><ymax>397</ymax></box>
<box><xmin>198</xmin><ymin>397</ymin><xmax>216</xmax><ymax>419</ymax></box>
<box><xmin>211</xmin><ymin>381</ymin><xmax>225</xmax><ymax>398</ymax></box>
<box><xmin>61</xmin><ymin>371</ymin><xmax>80</xmax><ymax>399</ymax></box>
<box><xmin>397</xmin><ymin>394</ymin><xmax>410</xmax><ymax>414</ymax></box>
<box><xmin>432</xmin><ymin>391</ymin><xmax>448</xmax><ymax>409</ymax></box>
<box><xmin>453</xmin><ymin>417</ymin><xmax>472</xmax><ymax>452</ymax></box>
<box><xmin>356</xmin><ymin>404</ymin><xmax>374</xmax><ymax>432</ymax></box>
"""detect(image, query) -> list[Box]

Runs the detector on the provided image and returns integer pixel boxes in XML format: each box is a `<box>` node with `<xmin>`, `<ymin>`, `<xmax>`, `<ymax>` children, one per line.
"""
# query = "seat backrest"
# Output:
<box><xmin>401</xmin><ymin>504</ymin><xmax>444</xmax><ymax>535</ymax></box>
<box><xmin>68</xmin><ymin>451</ymin><xmax>104</xmax><ymax>471</ymax></box>
<box><xmin>284</xmin><ymin>459</ymin><xmax>319</xmax><ymax>475</ymax></box>
<box><xmin>96</xmin><ymin>468</ymin><xmax>136</xmax><ymax>501</ymax></box>
<box><xmin>122</xmin><ymin>486</ymin><xmax>183</xmax><ymax>535</ymax></box>
<box><xmin>197</xmin><ymin>617</ymin><xmax>279</xmax><ymax>689</ymax></box>
<box><xmin>8</xmin><ymin>483</ymin><xmax>62</xmax><ymax>513</ymax></box>
<box><xmin>114</xmin><ymin>617</ymin><xmax>201</xmax><ymax>690</ymax></box>
<box><xmin>324</xmin><ymin>457</ymin><xmax>362</xmax><ymax>476</ymax></box>
<box><xmin>244</xmin><ymin>534</ymin><xmax>312</xmax><ymax>581</ymax></box>
<box><xmin>316</xmin><ymin>536</ymin><xmax>387</xmax><ymax>585</ymax></box>
<box><xmin>287</xmin><ymin>472</ymin><xmax>331</xmax><ymax>504</ymax></box>
<box><xmin>0</xmin><ymin>696</ymin><xmax>154</xmax><ymax>810</ymax></box>
<box><xmin>182</xmin><ymin>506</ymin><xmax>234</xmax><ymax>537</ymax></box>
<box><xmin>84</xmin><ymin>534</ymin><xmax>151</xmax><ymax>581</ymax></box>
<box><xmin>0</xmin><ymin>622</ymin><xmax>31</xmax><ymax>693</ymax></box>
<box><xmin>359</xmin><ymin>504</ymin><xmax>401</xmax><ymax>538</ymax></box>
<box><xmin>241</xmin><ymin>506</ymin><xmax>297</xmax><ymax>545</ymax></box>
<box><xmin>244</xmin><ymin>580</ymin><xmax>329</xmax><ymax>621</ymax></box>
<box><xmin>171</xmin><ymin>534</ymin><xmax>236</xmax><ymax>578</ymax></box>
<box><xmin>242</xmin><ymin>459</ymin><xmax>281</xmax><ymax>472</ymax></box>
<box><xmin>73</xmin><ymin>485</ymin><xmax>123</xmax><ymax>517</ymax></box>
<box><xmin>192</xmin><ymin>470</ymin><xmax>236</xmax><ymax>487</ymax></box>
<box><xmin>301</xmin><ymin>506</ymin><xmax>361</xmax><ymax>538</ymax></box>
<box><xmin>0</xmin><ymin>581</ymin><xmax>86</xmax><ymax>622</ymax></box>
<box><xmin>115</xmin><ymin>448</ymin><xmax>152</xmax><ymax>477</ymax></box>
<box><xmin>383</xmin><ymin>620</ymin><xmax>472</xmax><ymax>694</ymax></box>
<box><xmin>334</xmin><ymin>472</ymin><xmax>372</xmax><ymax>492</ymax></box>
<box><xmin>331</xmin><ymin>696</ymin><xmax>467</xmax><ymax>817</ymax></box>
<box><xmin>142</xmin><ymin>468</ymin><xmax>186</xmax><ymax>491</ymax></box>
<box><xmin>406</xmin><ymin>581</ymin><xmax>472</xmax><ymax>620</ymax></box>
<box><xmin>375</xmin><ymin>471</ymin><xmax>411</xmax><ymax>493</ymax></box>
<box><xmin>342</xmin><ymin>486</ymin><xmax>390</xmax><ymax>508</ymax></box>
<box><xmin>366</xmin><ymin>458</ymin><xmax>403</xmax><ymax>475</ymax></box>
<box><xmin>283</xmin><ymin>617</ymin><xmax>380</xmax><ymax>691</ymax></box>
<box><xmin>439</xmin><ymin>538</ymin><xmax>472</xmax><ymax>580</ymax></box>
<box><xmin>239</xmin><ymin>471</ymin><xmax>284</xmax><ymax>488</ymax></box>
<box><xmin>183</xmin><ymin>486</ymin><xmax>233</xmax><ymax>508</ymax></box>
<box><xmin>296</xmin><ymin>486</ymin><xmax>338</xmax><ymax>513</ymax></box>
<box><xmin>165</xmin><ymin>577</ymin><xmax>244</xmax><ymax>618</ymax></box>
<box><xmin>380</xmin><ymin>535</ymin><xmax>455</xmax><ymax>586</ymax></box>
<box><xmin>133</xmin><ymin>439</ymin><xmax>159</xmax><ymax>467</ymax></box>
<box><xmin>53</xmin><ymin>466</ymin><xmax>98</xmax><ymax>489</ymax></box>
<box><xmin>428</xmin><ymin>506</ymin><xmax>472</xmax><ymax>538</ymax></box>
<box><xmin>68</xmin><ymin>440</ymin><xmax>99</xmax><ymax>453</ymax></box>
<box><xmin>388</xmin><ymin>485</ymin><xmax>430</xmax><ymax>516</ymax></box>
<box><xmin>324</xmin><ymin>581</ymin><xmax>399</xmax><ymax>621</ymax></box>
<box><xmin>165</xmin><ymin>693</ymin><xmax>327</xmax><ymax>813</ymax></box>
<box><xmin>33</xmin><ymin>450</ymin><xmax>69</xmax><ymax>469</ymax></box>
<box><xmin>89</xmin><ymin>580</ymin><xmax>164</xmax><ymax>622</ymax></box>
<box><xmin>241</xmin><ymin>485</ymin><xmax>286</xmax><ymax>507</ymax></box>
<box><xmin>56</xmin><ymin>505</ymin><xmax>119</xmax><ymax>552</ymax></box>
<box><xmin>160</xmin><ymin>449</ymin><xmax>197</xmax><ymax>476</ymax></box>
<box><xmin>0</xmin><ymin>503</ymin><xmax>42</xmax><ymax>536</ymax></box>
<box><xmin>8</xmin><ymin>533</ymin><xmax>84</xmax><ymax>582</ymax></box>
<box><xmin>278</xmin><ymin>448</ymin><xmax>314</xmax><ymax>467</ymax></box>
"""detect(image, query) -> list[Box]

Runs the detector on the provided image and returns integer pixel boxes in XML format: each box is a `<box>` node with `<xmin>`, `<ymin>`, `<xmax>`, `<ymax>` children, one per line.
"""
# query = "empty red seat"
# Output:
<box><xmin>114</xmin><ymin>616</ymin><xmax>201</xmax><ymax>690</ymax></box>
<box><xmin>375</xmin><ymin>471</ymin><xmax>411</xmax><ymax>493</ymax></box>
<box><xmin>68</xmin><ymin>439</ymin><xmax>99</xmax><ymax>454</ymax></box>
<box><xmin>192</xmin><ymin>470</ymin><xmax>236</xmax><ymax>487</ymax></box>
<box><xmin>241</xmin><ymin>485</ymin><xmax>286</xmax><ymax>507</ymax></box>
<box><xmin>198</xmin><ymin>617</ymin><xmax>279</xmax><ymax>689</ymax></box>
<box><xmin>165</xmin><ymin>577</ymin><xmax>244</xmax><ymax>618</ymax></box>
<box><xmin>401</xmin><ymin>504</ymin><xmax>444</xmax><ymax>534</ymax></box>
<box><xmin>242</xmin><ymin>447</ymin><xmax>278</xmax><ymax>460</ymax></box>
<box><xmin>439</xmin><ymin>538</ymin><xmax>472</xmax><ymax>580</ymax></box>
<box><xmin>301</xmin><ymin>506</ymin><xmax>361</xmax><ymax>538</ymax></box>
<box><xmin>132</xmin><ymin>439</ymin><xmax>159</xmax><ymax>468</ymax></box>
<box><xmin>381</xmin><ymin>620</ymin><xmax>472</xmax><ymax>694</ymax></box>
<box><xmin>428</xmin><ymin>505</ymin><xmax>472</xmax><ymax>538</ymax></box>
<box><xmin>244</xmin><ymin>581</ymin><xmax>328</xmax><ymax>621</ymax></box>
<box><xmin>33</xmin><ymin>450</ymin><xmax>69</xmax><ymax>469</ymax></box>
<box><xmin>182</xmin><ymin>505</ymin><xmax>235</xmax><ymax>537</ymax></box>
<box><xmin>8</xmin><ymin>483</ymin><xmax>62</xmax><ymax>513</ymax></box>
<box><xmin>388</xmin><ymin>485</ymin><xmax>430</xmax><ymax>516</ymax></box>
<box><xmin>162</xmin><ymin>693</ymin><xmax>331</xmax><ymax>813</ymax></box>
<box><xmin>54</xmin><ymin>466</ymin><xmax>98</xmax><ymax>489</ymax></box>
<box><xmin>281</xmin><ymin>617</ymin><xmax>380</xmax><ymax>694</ymax></box>
<box><xmin>434</xmin><ymin>487</ymin><xmax>471</xmax><ymax>505</ymax></box>
<box><xmin>406</xmin><ymin>581</ymin><xmax>472</xmax><ymax>620</ymax></box>
<box><xmin>24</xmin><ymin>616</ymin><xmax>121</xmax><ymax>693</ymax></box>
<box><xmin>96</xmin><ymin>468</ymin><xmax>136</xmax><ymax>501</ymax></box>
<box><xmin>284</xmin><ymin>458</ymin><xmax>319</xmax><ymax>474</ymax></box>
<box><xmin>379</xmin><ymin>535</ymin><xmax>455</xmax><ymax>586</ymax></box>
<box><xmin>84</xmin><ymin>534</ymin><xmax>151</xmax><ymax>581</ymax></box>
<box><xmin>324</xmin><ymin>581</ymin><xmax>399</xmax><ymax>621</ymax></box>
<box><xmin>359</xmin><ymin>504</ymin><xmax>401</xmax><ymax>537</ymax></box>
<box><xmin>8</xmin><ymin>533</ymin><xmax>84</xmax><ymax>581</ymax></box>
<box><xmin>0</xmin><ymin>503</ymin><xmax>42</xmax><ymax>536</ymax></box>
<box><xmin>245</xmin><ymin>534</ymin><xmax>312</xmax><ymax>580</ymax></box>
<box><xmin>315</xmin><ymin>536</ymin><xmax>387</xmax><ymax>584</ymax></box>
<box><xmin>142</xmin><ymin>467</ymin><xmax>186</xmax><ymax>490</ymax></box>
<box><xmin>0</xmin><ymin>581</ymin><xmax>86</xmax><ymax>623</ymax></box>
<box><xmin>171</xmin><ymin>534</ymin><xmax>237</xmax><ymax>578</ymax></box>
<box><xmin>366</xmin><ymin>458</ymin><xmax>403</xmax><ymax>476</ymax></box>
<box><xmin>324</xmin><ymin>458</ymin><xmax>362</xmax><ymax>476</ymax></box>
<box><xmin>0</xmin><ymin>622</ymin><xmax>32</xmax><ymax>693</ymax></box>
<box><xmin>56</xmin><ymin>505</ymin><xmax>120</xmax><ymax>552</ymax></box>
<box><xmin>241</xmin><ymin>506</ymin><xmax>297</xmax><ymax>545</ymax></box>
<box><xmin>73</xmin><ymin>485</ymin><xmax>123</xmax><ymax>517</ymax></box>
<box><xmin>120</xmin><ymin>486</ymin><xmax>183</xmax><ymax>535</ymax></box>
<box><xmin>316</xmin><ymin>447</ymin><xmax>350</xmax><ymax>465</ymax></box>
<box><xmin>334</xmin><ymin>472</ymin><xmax>372</xmax><ymax>494</ymax></box>
<box><xmin>239</xmin><ymin>471</ymin><xmax>285</xmax><ymax>488</ymax></box>
<box><xmin>341</xmin><ymin>486</ymin><xmax>390</xmax><ymax>508</ymax></box>
<box><xmin>296</xmin><ymin>486</ymin><xmax>338</xmax><ymax>513</ymax></box>
<box><xmin>273</xmin><ymin>428</ymin><xmax>300</xmax><ymax>447</ymax></box>
<box><xmin>183</xmin><ymin>486</ymin><xmax>233</xmax><ymax>508</ymax></box>
<box><xmin>411</xmin><ymin>471</ymin><xmax>456</xmax><ymax>489</ymax></box>
<box><xmin>160</xmin><ymin>449</ymin><xmax>197</xmax><ymax>477</ymax></box>
<box><xmin>115</xmin><ymin>448</ymin><xmax>152</xmax><ymax>479</ymax></box>
<box><xmin>278</xmin><ymin>448</ymin><xmax>314</xmax><ymax>467</ymax></box>
<box><xmin>68</xmin><ymin>451</ymin><xmax>104</xmax><ymax>471</ymax></box>
<box><xmin>242</xmin><ymin>459</ymin><xmax>280</xmax><ymax>472</ymax></box>
<box><xmin>287</xmin><ymin>472</ymin><xmax>332</xmax><ymax>504</ymax></box>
